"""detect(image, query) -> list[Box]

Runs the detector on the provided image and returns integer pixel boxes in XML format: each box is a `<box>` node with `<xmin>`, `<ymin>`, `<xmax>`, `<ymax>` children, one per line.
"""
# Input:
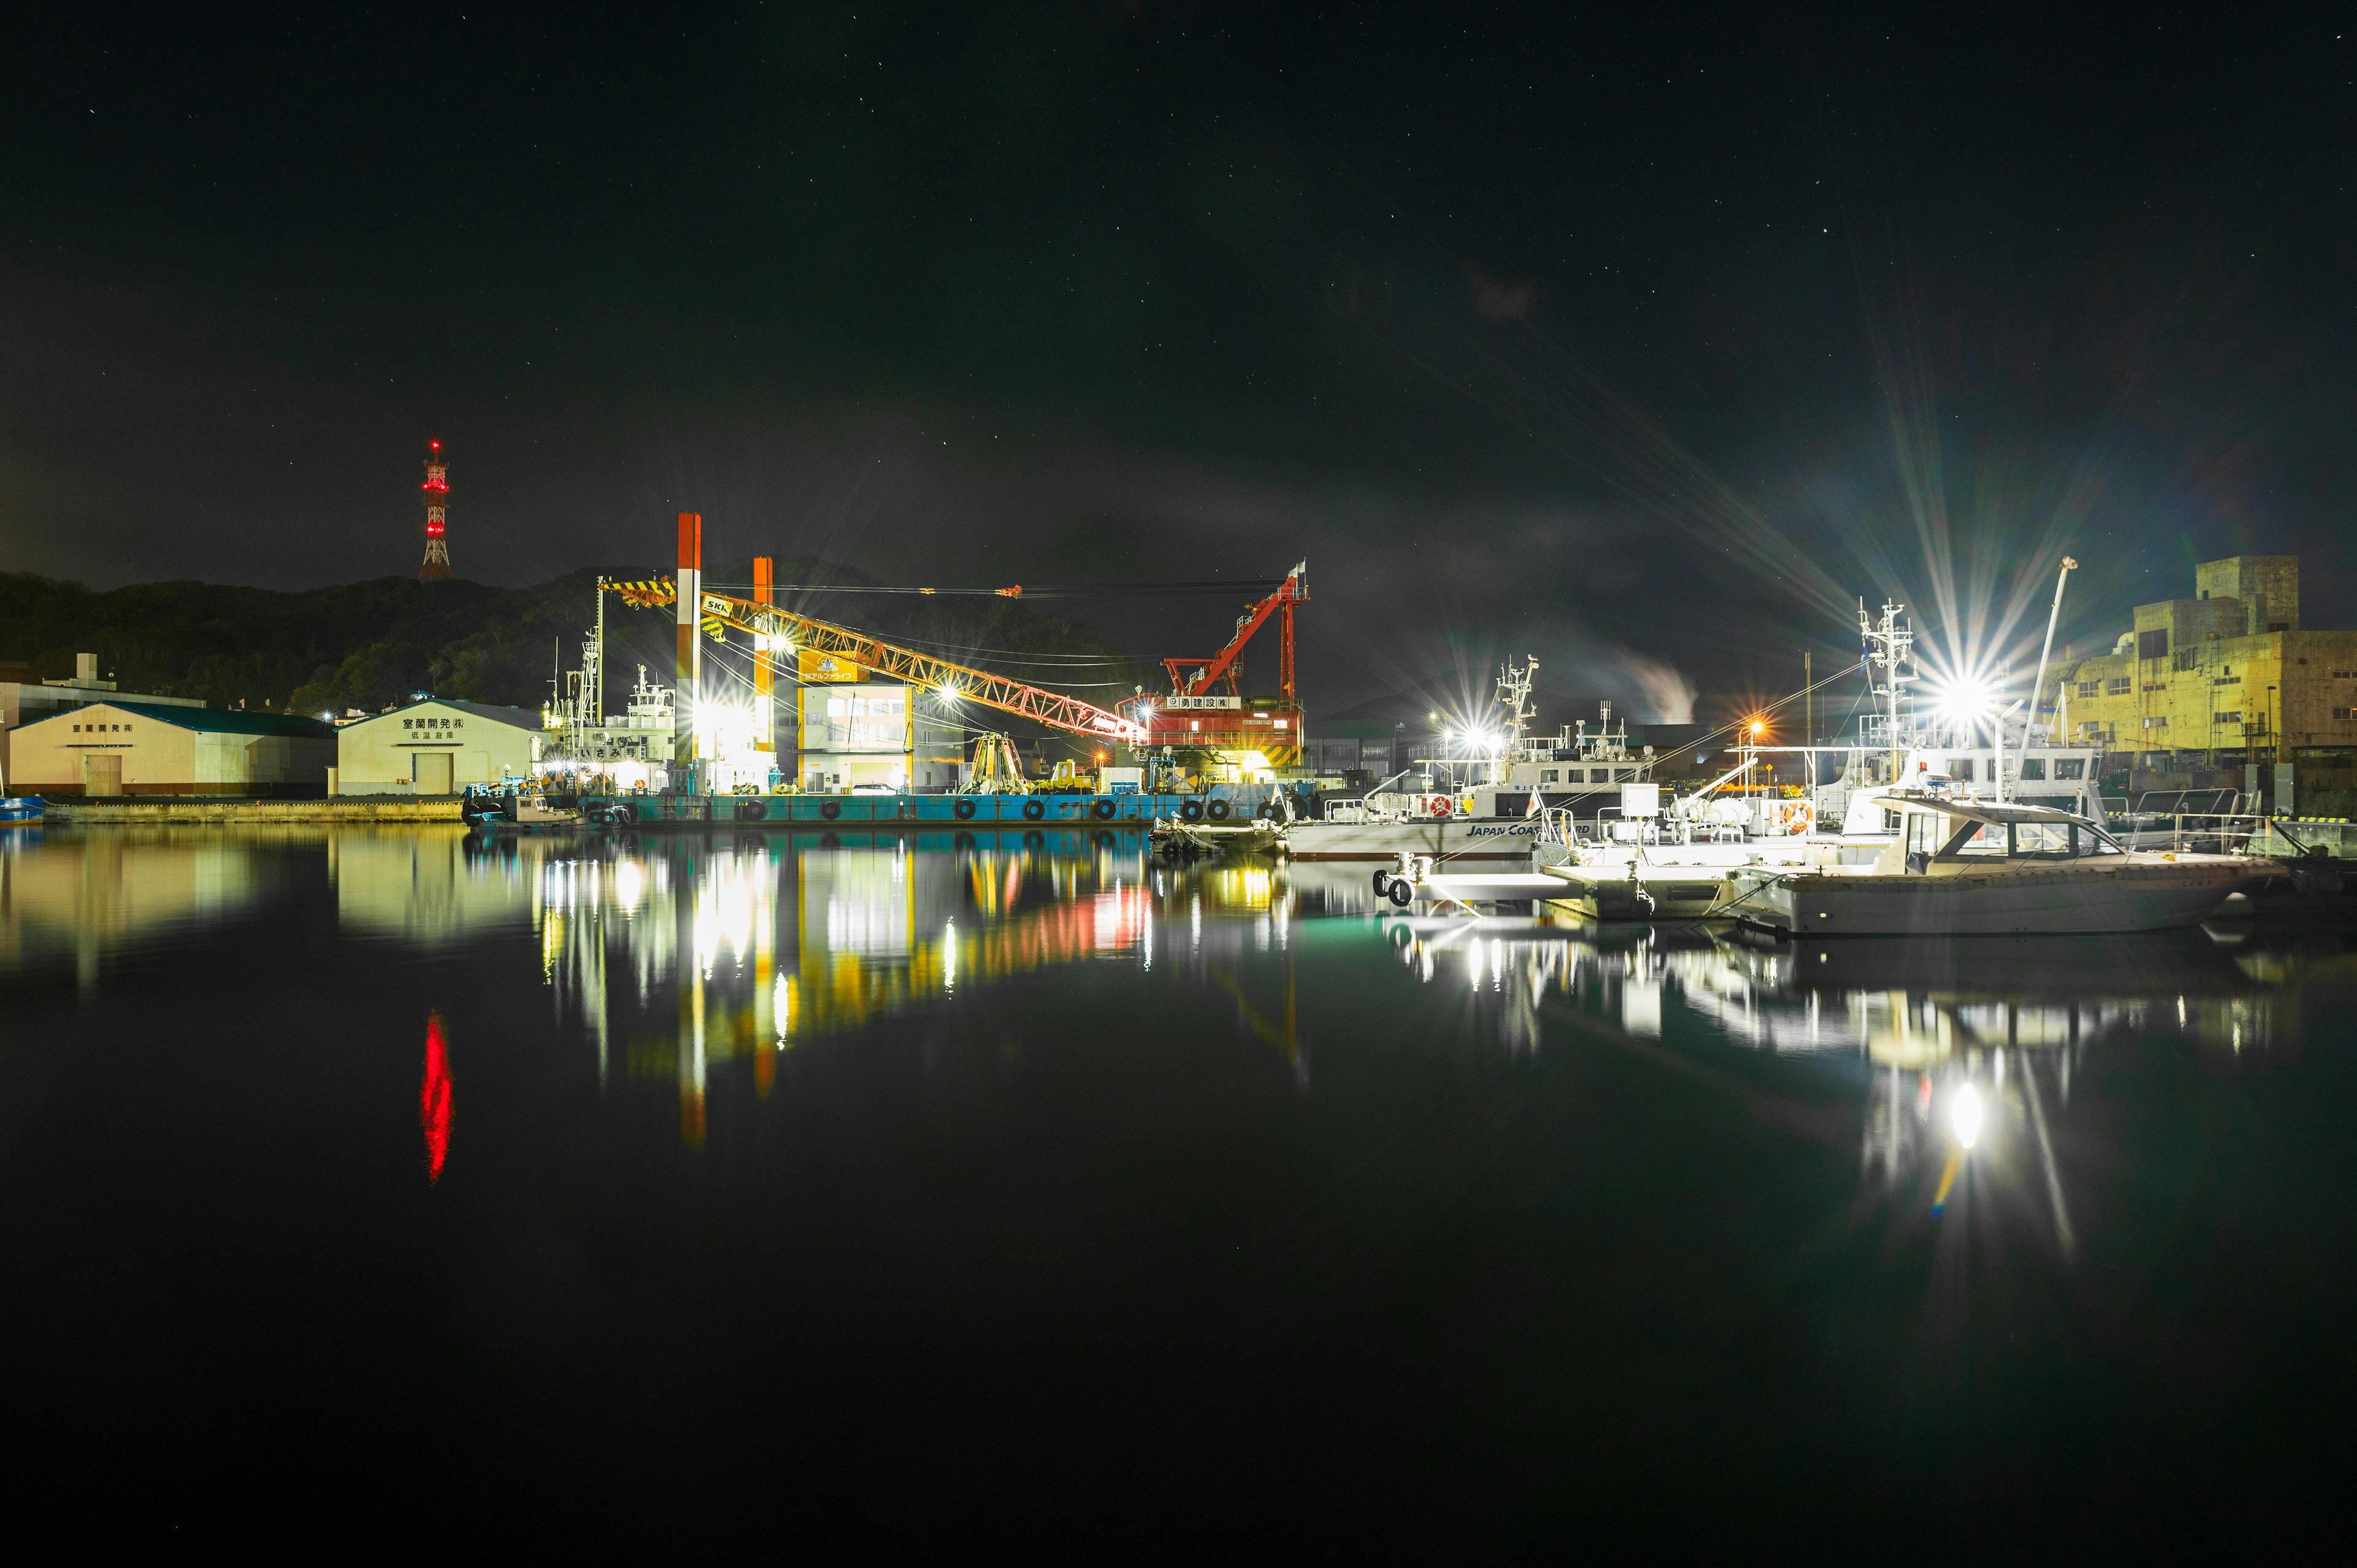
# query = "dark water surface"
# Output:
<box><xmin>5</xmin><ymin>824</ymin><xmax>2355</xmax><ymax>1549</ymax></box>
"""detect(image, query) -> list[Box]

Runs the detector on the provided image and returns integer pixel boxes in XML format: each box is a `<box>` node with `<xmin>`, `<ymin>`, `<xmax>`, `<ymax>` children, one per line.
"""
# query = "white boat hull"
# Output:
<box><xmin>1287</xmin><ymin>817</ymin><xmax>1543</xmax><ymax>861</ymax></box>
<box><xmin>1747</xmin><ymin>859</ymin><xmax>2267</xmax><ymax>937</ymax></box>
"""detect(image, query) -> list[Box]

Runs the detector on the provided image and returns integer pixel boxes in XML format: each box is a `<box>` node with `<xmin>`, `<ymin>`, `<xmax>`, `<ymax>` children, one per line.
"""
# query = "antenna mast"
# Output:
<box><xmin>1859</xmin><ymin>598</ymin><xmax>1914</xmax><ymax>785</ymax></box>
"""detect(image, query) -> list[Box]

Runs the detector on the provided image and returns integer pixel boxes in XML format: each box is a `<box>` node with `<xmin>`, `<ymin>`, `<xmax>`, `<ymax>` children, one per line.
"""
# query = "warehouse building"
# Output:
<box><xmin>335</xmin><ymin>697</ymin><xmax>545</xmax><ymax>795</ymax></box>
<box><xmin>7</xmin><ymin>701</ymin><xmax>336</xmax><ymax>796</ymax></box>
<box><xmin>0</xmin><ymin>652</ymin><xmax>201</xmax><ymax>787</ymax></box>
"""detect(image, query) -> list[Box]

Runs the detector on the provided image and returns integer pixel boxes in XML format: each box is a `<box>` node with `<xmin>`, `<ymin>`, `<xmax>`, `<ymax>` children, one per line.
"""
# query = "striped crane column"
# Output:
<box><xmin>675</xmin><ymin>511</ymin><xmax>702</xmax><ymax>788</ymax></box>
<box><xmin>753</xmin><ymin>555</ymin><xmax>775</xmax><ymax>778</ymax></box>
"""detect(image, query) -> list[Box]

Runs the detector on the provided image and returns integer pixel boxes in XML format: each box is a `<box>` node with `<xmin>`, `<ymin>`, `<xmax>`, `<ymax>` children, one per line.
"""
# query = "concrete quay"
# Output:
<box><xmin>37</xmin><ymin>795</ymin><xmax>465</xmax><ymax>824</ymax></box>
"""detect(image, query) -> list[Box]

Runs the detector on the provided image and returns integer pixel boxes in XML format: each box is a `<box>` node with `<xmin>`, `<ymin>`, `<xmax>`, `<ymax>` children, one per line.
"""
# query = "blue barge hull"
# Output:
<box><xmin>576</xmin><ymin>791</ymin><xmax>1291</xmax><ymax>830</ymax></box>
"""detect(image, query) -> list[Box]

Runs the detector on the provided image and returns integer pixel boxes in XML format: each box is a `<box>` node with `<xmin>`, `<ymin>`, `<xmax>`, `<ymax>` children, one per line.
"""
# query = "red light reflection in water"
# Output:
<box><xmin>420</xmin><ymin>1012</ymin><xmax>453</xmax><ymax>1182</ymax></box>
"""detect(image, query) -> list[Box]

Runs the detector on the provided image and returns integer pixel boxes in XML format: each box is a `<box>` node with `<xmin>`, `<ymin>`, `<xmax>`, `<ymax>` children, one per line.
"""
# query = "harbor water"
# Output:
<box><xmin>3</xmin><ymin>825</ymin><xmax>2354</xmax><ymax>1547</ymax></box>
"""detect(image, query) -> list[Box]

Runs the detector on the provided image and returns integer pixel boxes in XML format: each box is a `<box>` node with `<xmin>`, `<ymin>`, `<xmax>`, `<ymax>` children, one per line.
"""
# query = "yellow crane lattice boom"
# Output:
<box><xmin>608</xmin><ymin>579</ymin><xmax>1147</xmax><ymax>746</ymax></box>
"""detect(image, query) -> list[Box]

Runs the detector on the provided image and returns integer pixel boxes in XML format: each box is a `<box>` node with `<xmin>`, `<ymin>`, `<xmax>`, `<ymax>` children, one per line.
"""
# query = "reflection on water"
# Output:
<box><xmin>3</xmin><ymin>822</ymin><xmax>2348</xmax><ymax>1224</ymax></box>
<box><xmin>519</xmin><ymin>834</ymin><xmax>1291</xmax><ymax>1146</ymax></box>
<box><xmin>9</xmin><ymin>822</ymin><xmax>2357</xmax><ymax>1539</ymax></box>
<box><xmin>1380</xmin><ymin>913</ymin><xmax>2312</xmax><ymax>1064</ymax></box>
<box><xmin>0</xmin><ymin>827</ymin><xmax>279</xmax><ymax>985</ymax></box>
<box><xmin>420</xmin><ymin>1011</ymin><xmax>452</xmax><ymax>1183</ymax></box>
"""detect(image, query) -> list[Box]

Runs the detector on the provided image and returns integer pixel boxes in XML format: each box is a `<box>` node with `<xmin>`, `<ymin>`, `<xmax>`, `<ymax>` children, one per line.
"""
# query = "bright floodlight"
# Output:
<box><xmin>1936</xmin><ymin>676</ymin><xmax>1996</xmax><ymax>724</ymax></box>
<box><xmin>1749</xmin><ymin>719</ymin><xmax>1765</xmax><ymax>736</ymax></box>
<box><xmin>1952</xmin><ymin>1083</ymin><xmax>1984</xmax><ymax>1149</ymax></box>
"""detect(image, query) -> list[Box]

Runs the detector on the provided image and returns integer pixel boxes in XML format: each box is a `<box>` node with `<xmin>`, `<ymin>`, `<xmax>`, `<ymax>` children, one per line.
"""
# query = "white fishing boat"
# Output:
<box><xmin>1728</xmin><ymin>793</ymin><xmax>2269</xmax><ymax>936</ymax></box>
<box><xmin>1528</xmin><ymin>592</ymin><xmax>2116</xmax><ymax>894</ymax></box>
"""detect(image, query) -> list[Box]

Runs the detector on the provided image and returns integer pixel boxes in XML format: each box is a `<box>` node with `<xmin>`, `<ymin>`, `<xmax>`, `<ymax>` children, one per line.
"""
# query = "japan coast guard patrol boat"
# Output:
<box><xmin>1288</xmin><ymin>660</ymin><xmax>1656</xmax><ymax>863</ymax></box>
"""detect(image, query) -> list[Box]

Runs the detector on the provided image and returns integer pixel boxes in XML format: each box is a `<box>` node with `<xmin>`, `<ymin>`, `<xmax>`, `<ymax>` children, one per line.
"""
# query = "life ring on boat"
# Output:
<box><xmin>1207</xmin><ymin>800</ymin><xmax>1232</xmax><ymax>821</ymax></box>
<box><xmin>1023</xmin><ymin>799</ymin><xmax>1046</xmax><ymax>821</ymax></box>
<box><xmin>1430</xmin><ymin>795</ymin><xmax>1452</xmax><ymax>817</ymax></box>
<box><xmin>819</xmin><ymin>800</ymin><xmax>841</xmax><ymax>821</ymax></box>
<box><xmin>1776</xmin><ymin>799</ymin><xmax>1814</xmax><ymax>833</ymax></box>
<box><xmin>1180</xmin><ymin>800</ymin><xmax>1204</xmax><ymax>822</ymax></box>
<box><xmin>1092</xmin><ymin>799</ymin><xmax>1117</xmax><ymax>820</ymax></box>
<box><xmin>954</xmin><ymin>798</ymin><xmax>977</xmax><ymax>820</ymax></box>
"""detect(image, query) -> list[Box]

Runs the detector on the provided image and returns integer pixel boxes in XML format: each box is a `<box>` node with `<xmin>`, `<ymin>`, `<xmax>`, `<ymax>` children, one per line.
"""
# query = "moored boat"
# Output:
<box><xmin>1729</xmin><ymin>793</ymin><xmax>2269</xmax><ymax>937</ymax></box>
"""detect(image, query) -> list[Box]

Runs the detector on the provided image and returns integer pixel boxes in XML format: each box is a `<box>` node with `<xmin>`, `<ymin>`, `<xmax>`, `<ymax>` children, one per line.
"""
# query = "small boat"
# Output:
<box><xmin>1150</xmin><ymin>817</ymin><xmax>1285</xmax><ymax>857</ymax></box>
<box><xmin>1728</xmin><ymin>792</ymin><xmax>2270</xmax><ymax>937</ymax></box>
<box><xmin>462</xmin><ymin>785</ymin><xmax>582</xmax><ymax>833</ymax></box>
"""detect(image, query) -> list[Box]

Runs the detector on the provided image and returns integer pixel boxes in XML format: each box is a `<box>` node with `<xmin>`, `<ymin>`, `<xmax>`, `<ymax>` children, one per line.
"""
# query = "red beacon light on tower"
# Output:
<box><xmin>419</xmin><ymin>439</ymin><xmax>453</xmax><ymax>580</ymax></box>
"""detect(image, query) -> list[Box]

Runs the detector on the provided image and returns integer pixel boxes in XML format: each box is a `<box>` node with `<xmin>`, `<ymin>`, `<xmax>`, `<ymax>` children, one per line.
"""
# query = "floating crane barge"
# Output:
<box><xmin>548</xmin><ymin>529</ymin><xmax>1312</xmax><ymax>833</ymax></box>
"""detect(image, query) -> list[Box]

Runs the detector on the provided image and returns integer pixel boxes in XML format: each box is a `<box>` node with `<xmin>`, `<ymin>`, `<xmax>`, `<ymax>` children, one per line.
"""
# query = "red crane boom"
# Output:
<box><xmin>1161</xmin><ymin>561</ymin><xmax>1309</xmax><ymax>703</ymax></box>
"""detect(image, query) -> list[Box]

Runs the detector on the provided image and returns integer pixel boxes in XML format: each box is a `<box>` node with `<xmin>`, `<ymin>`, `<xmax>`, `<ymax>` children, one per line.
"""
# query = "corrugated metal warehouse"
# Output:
<box><xmin>8</xmin><ymin>702</ymin><xmax>337</xmax><ymax>796</ymax></box>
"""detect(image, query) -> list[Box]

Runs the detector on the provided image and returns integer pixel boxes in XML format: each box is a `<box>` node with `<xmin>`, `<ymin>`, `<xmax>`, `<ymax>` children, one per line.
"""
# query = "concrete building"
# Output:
<box><xmin>2059</xmin><ymin>554</ymin><xmax>2357</xmax><ymax>770</ymax></box>
<box><xmin>335</xmin><ymin>697</ymin><xmax>546</xmax><ymax>795</ymax></box>
<box><xmin>0</xmin><ymin>652</ymin><xmax>201</xmax><ymax>790</ymax></box>
<box><xmin>7</xmin><ymin>701</ymin><xmax>336</xmax><ymax>796</ymax></box>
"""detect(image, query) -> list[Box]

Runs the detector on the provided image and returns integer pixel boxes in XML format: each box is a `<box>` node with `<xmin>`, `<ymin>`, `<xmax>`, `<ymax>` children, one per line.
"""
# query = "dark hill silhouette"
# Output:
<box><xmin>0</xmin><ymin>560</ymin><xmax>1144</xmax><ymax>721</ymax></box>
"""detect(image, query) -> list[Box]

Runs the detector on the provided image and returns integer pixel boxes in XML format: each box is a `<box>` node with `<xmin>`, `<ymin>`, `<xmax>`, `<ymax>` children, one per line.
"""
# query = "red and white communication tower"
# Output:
<box><xmin>419</xmin><ymin>440</ymin><xmax>453</xmax><ymax>582</ymax></box>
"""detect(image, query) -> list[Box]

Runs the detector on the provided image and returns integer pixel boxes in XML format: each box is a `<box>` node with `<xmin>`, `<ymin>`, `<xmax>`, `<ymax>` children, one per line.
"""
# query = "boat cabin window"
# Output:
<box><xmin>1914</xmin><ymin>812</ymin><xmax>2124</xmax><ymax>862</ymax></box>
<box><xmin>1948</xmin><ymin>757</ymin><xmax>1975</xmax><ymax>781</ymax></box>
<box><xmin>2010</xmin><ymin>821</ymin><xmax>2072</xmax><ymax>857</ymax></box>
<box><xmin>2053</xmin><ymin>757</ymin><xmax>2086</xmax><ymax>779</ymax></box>
<box><xmin>2020</xmin><ymin>757</ymin><xmax>2046</xmax><ymax>781</ymax></box>
<box><xmin>1906</xmin><ymin>811</ymin><xmax>1942</xmax><ymax>859</ymax></box>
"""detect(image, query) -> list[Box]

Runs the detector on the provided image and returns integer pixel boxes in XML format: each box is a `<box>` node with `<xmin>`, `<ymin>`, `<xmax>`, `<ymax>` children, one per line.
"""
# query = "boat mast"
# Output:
<box><xmin>1492</xmin><ymin>656</ymin><xmax>1537</xmax><ymax>785</ymax></box>
<box><xmin>1860</xmin><ymin>599</ymin><xmax>1914</xmax><ymax>786</ymax></box>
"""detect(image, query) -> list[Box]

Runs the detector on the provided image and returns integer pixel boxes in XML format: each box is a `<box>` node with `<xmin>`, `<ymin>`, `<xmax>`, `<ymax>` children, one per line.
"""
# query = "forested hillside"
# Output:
<box><xmin>0</xmin><ymin>560</ymin><xmax>1144</xmax><ymax>719</ymax></box>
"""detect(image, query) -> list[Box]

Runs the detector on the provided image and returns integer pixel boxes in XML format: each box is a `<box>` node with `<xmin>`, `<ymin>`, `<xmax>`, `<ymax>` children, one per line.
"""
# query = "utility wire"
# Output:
<box><xmin>700</xmin><ymin>578</ymin><xmax>1287</xmax><ymax>598</ymax></box>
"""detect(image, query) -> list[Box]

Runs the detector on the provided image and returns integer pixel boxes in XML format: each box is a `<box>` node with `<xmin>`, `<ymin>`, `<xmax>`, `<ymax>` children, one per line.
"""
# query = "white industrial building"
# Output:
<box><xmin>794</xmin><ymin>681</ymin><xmax>966</xmax><ymax>792</ymax></box>
<box><xmin>6</xmin><ymin>701</ymin><xmax>337</xmax><ymax>795</ymax></box>
<box><xmin>335</xmin><ymin>698</ymin><xmax>546</xmax><ymax>795</ymax></box>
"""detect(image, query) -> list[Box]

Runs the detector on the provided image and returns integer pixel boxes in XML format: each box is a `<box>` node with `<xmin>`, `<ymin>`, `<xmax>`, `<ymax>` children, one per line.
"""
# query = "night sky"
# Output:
<box><xmin>3</xmin><ymin>4</ymin><xmax>2350</xmax><ymax>719</ymax></box>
